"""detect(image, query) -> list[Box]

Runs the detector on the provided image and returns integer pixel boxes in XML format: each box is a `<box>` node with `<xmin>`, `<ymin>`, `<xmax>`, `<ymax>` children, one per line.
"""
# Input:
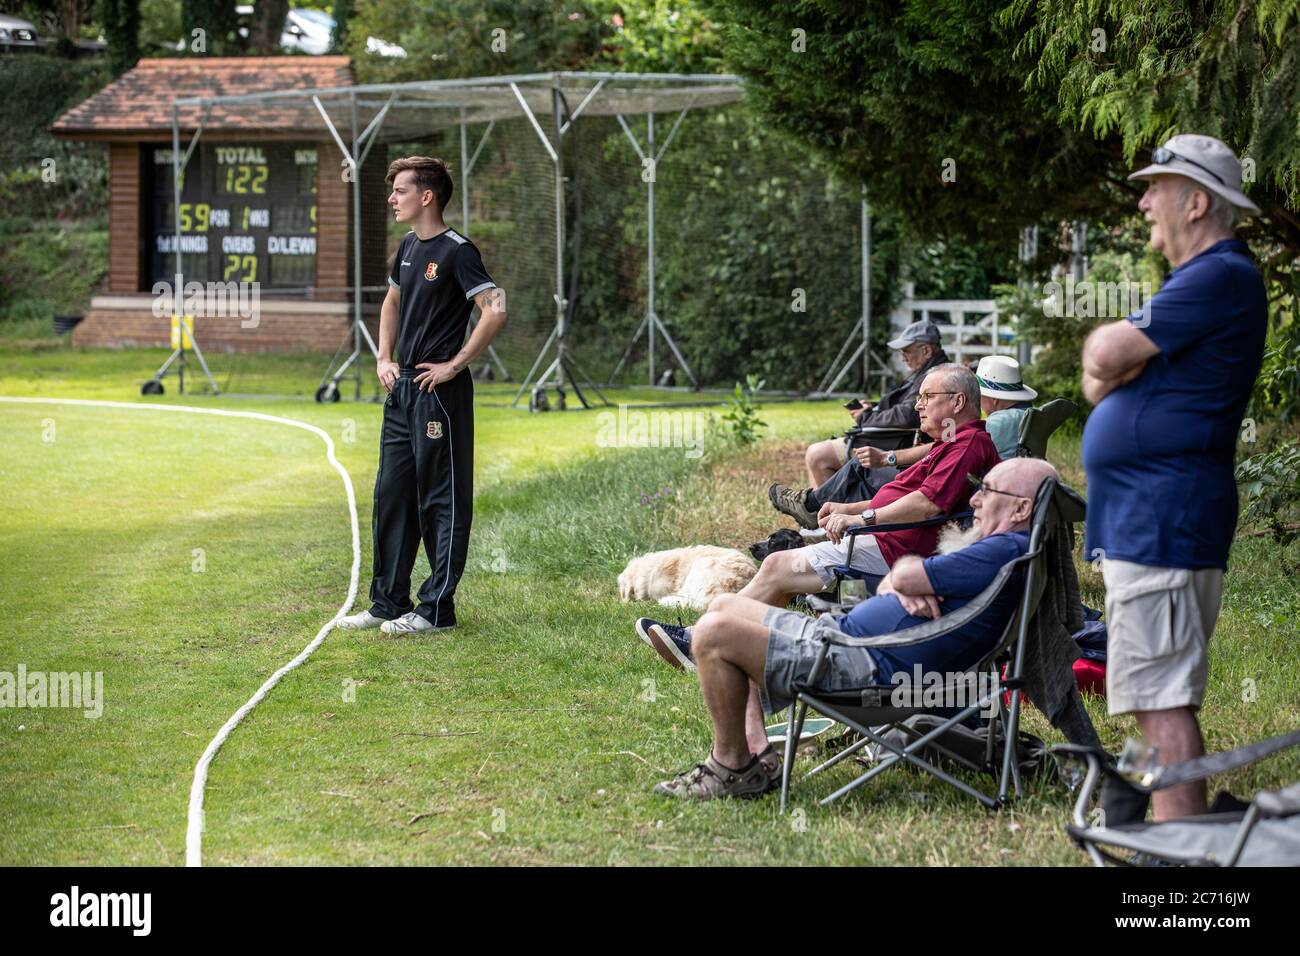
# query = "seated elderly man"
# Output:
<box><xmin>744</xmin><ymin>364</ymin><xmax>999</xmax><ymax>609</ymax></box>
<box><xmin>800</xmin><ymin>320</ymin><xmax>950</xmax><ymax>488</ymax></box>
<box><xmin>634</xmin><ymin>365</ymin><xmax>998</xmax><ymax>670</ymax></box>
<box><xmin>636</xmin><ymin>458</ymin><xmax>1059</xmax><ymax>799</ymax></box>
<box><xmin>975</xmin><ymin>355</ymin><xmax>1037</xmax><ymax>460</ymax></box>
<box><xmin>822</xmin><ymin>356</ymin><xmax>1040</xmax><ymax>482</ymax></box>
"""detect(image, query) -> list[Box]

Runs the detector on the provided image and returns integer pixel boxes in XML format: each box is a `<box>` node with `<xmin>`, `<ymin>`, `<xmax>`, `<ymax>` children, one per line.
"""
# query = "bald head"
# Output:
<box><xmin>988</xmin><ymin>457</ymin><xmax>1059</xmax><ymax>499</ymax></box>
<box><xmin>972</xmin><ymin>458</ymin><xmax>1060</xmax><ymax>536</ymax></box>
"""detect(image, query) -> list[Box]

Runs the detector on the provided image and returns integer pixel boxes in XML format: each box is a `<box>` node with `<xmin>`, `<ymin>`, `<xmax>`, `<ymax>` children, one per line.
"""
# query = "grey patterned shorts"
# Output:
<box><xmin>760</xmin><ymin>607</ymin><xmax>880</xmax><ymax>714</ymax></box>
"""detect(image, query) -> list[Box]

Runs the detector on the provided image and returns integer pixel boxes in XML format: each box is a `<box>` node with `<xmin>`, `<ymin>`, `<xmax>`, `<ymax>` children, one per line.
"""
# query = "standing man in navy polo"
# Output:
<box><xmin>339</xmin><ymin>156</ymin><xmax>507</xmax><ymax>635</ymax></box>
<box><xmin>1081</xmin><ymin>134</ymin><xmax>1265</xmax><ymax>820</ymax></box>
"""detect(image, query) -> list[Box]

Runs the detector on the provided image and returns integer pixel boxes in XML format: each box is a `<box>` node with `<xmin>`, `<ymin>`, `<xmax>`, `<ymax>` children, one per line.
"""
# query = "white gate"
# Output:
<box><xmin>888</xmin><ymin>282</ymin><xmax>1018</xmax><ymax>374</ymax></box>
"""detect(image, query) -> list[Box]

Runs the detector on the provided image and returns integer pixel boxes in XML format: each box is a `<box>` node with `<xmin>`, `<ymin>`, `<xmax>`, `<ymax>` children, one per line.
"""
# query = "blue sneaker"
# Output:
<box><xmin>635</xmin><ymin>617</ymin><xmax>695</xmax><ymax>672</ymax></box>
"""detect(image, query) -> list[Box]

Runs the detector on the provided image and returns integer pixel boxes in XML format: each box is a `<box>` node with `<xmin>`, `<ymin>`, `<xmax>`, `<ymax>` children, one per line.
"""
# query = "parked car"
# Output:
<box><xmin>280</xmin><ymin>7</ymin><xmax>406</xmax><ymax>58</ymax></box>
<box><xmin>0</xmin><ymin>14</ymin><xmax>44</xmax><ymax>52</ymax></box>
<box><xmin>181</xmin><ymin>6</ymin><xmax>405</xmax><ymax>57</ymax></box>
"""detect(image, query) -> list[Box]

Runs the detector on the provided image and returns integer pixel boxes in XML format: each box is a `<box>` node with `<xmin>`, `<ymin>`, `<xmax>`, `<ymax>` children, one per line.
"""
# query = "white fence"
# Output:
<box><xmin>888</xmin><ymin>282</ymin><xmax>1019</xmax><ymax>375</ymax></box>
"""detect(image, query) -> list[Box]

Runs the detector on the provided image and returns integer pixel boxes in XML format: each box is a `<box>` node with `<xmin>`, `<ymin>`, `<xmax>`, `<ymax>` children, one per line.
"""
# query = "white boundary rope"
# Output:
<box><xmin>0</xmin><ymin>397</ymin><xmax>361</xmax><ymax>866</ymax></box>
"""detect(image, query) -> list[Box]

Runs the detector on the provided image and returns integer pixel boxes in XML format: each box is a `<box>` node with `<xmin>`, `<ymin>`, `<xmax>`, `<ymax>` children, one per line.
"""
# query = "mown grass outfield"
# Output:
<box><xmin>1</xmin><ymin>344</ymin><xmax>1298</xmax><ymax>866</ymax></box>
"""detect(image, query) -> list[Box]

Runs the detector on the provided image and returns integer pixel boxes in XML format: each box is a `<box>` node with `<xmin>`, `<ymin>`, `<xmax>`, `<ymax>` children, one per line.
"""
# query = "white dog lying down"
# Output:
<box><xmin>618</xmin><ymin>545</ymin><xmax>758</xmax><ymax>610</ymax></box>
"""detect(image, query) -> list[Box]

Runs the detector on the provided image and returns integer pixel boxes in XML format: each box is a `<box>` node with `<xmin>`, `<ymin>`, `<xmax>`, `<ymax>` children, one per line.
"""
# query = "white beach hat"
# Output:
<box><xmin>976</xmin><ymin>355</ymin><xmax>1037</xmax><ymax>402</ymax></box>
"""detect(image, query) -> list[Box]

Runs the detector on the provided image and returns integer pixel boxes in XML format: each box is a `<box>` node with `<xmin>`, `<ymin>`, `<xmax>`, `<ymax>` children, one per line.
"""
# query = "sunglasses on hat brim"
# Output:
<box><xmin>1151</xmin><ymin>146</ymin><xmax>1225</xmax><ymax>186</ymax></box>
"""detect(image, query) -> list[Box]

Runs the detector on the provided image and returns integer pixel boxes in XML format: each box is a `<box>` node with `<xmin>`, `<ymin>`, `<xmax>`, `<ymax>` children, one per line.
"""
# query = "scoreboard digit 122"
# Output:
<box><xmin>149</xmin><ymin>143</ymin><xmax>319</xmax><ymax>291</ymax></box>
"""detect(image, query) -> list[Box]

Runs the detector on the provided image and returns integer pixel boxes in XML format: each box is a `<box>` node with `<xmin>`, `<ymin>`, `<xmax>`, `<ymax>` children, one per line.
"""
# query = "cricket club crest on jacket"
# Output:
<box><xmin>427</xmin><ymin>420</ymin><xmax>443</xmax><ymax>439</ymax></box>
<box><xmin>425</xmin><ymin>261</ymin><xmax>438</xmax><ymax>281</ymax></box>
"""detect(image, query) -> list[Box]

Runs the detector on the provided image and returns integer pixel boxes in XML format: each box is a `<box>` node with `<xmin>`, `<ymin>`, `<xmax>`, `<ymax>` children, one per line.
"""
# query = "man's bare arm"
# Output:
<box><xmin>412</xmin><ymin>287</ymin><xmax>509</xmax><ymax>391</ymax></box>
<box><xmin>376</xmin><ymin>285</ymin><xmax>400</xmax><ymax>391</ymax></box>
<box><xmin>877</xmin><ymin>554</ymin><xmax>942</xmax><ymax>618</ymax></box>
<box><xmin>888</xmin><ymin>554</ymin><xmax>934</xmax><ymax>595</ymax></box>
<box><xmin>829</xmin><ymin>489</ymin><xmax>942</xmax><ymax>522</ymax></box>
<box><xmin>1081</xmin><ymin>320</ymin><xmax>1159</xmax><ymax>404</ymax></box>
<box><xmin>449</xmin><ymin>287</ymin><xmax>509</xmax><ymax>373</ymax></box>
<box><xmin>854</xmin><ymin>442</ymin><xmax>931</xmax><ymax>470</ymax></box>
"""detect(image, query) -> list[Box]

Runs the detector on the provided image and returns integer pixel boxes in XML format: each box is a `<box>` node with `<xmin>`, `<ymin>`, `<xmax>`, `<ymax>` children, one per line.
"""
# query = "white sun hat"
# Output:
<box><xmin>976</xmin><ymin>355</ymin><xmax>1037</xmax><ymax>402</ymax></box>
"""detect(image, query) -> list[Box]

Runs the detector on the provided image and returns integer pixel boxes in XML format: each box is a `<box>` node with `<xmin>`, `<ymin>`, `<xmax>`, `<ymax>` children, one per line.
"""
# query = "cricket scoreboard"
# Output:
<box><xmin>148</xmin><ymin>143</ymin><xmax>320</xmax><ymax>290</ymax></box>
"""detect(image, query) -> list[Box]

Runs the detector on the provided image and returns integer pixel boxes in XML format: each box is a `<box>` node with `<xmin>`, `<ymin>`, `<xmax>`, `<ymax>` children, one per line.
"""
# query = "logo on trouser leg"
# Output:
<box><xmin>427</xmin><ymin>420</ymin><xmax>443</xmax><ymax>439</ymax></box>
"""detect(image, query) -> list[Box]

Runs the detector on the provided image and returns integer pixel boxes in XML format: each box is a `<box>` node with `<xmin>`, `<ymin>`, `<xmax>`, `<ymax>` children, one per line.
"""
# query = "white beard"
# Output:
<box><xmin>936</xmin><ymin>521</ymin><xmax>983</xmax><ymax>555</ymax></box>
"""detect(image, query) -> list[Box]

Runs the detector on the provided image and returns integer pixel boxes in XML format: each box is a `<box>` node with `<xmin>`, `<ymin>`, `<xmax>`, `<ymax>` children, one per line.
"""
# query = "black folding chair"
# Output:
<box><xmin>804</xmin><ymin>510</ymin><xmax>973</xmax><ymax>612</ymax></box>
<box><xmin>779</xmin><ymin>478</ymin><xmax>1086</xmax><ymax>812</ymax></box>
<box><xmin>846</xmin><ymin>424</ymin><xmax>919</xmax><ymax>453</ymax></box>
<box><xmin>1053</xmin><ymin>729</ymin><xmax>1300</xmax><ymax>866</ymax></box>
<box><xmin>1016</xmin><ymin>398</ymin><xmax>1077</xmax><ymax>459</ymax></box>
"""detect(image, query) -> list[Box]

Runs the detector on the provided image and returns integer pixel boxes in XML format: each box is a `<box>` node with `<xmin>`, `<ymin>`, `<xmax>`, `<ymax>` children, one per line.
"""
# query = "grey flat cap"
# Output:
<box><xmin>887</xmin><ymin>319</ymin><xmax>942</xmax><ymax>351</ymax></box>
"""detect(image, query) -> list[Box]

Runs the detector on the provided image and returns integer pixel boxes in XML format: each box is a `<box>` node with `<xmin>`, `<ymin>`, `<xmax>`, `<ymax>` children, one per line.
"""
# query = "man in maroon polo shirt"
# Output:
<box><xmin>738</xmin><ymin>364</ymin><xmax>999</xmax><ymax>607</ymax></box>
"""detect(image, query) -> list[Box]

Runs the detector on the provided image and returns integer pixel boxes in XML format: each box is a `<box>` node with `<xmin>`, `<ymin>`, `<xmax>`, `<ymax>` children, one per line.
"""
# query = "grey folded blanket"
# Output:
<box><xmin>1022</xmin><ymin>517</ymin><xmax>1101</xmax><ymax>748</ymax></box>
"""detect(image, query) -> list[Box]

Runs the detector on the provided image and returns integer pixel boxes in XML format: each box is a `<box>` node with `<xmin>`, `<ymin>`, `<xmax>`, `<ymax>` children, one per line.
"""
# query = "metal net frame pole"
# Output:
<box><xmin>818</xmin><ymin>187</ymin><xmax>874</xmax><ymax>396</ymax></box>
<box><xmin>146</xmin><ymin>100</ymin><xmax>220</xmax><ymax>396</ymax></box>
<box><xmin>508</xmin><ymin>79</ymin><xmax>608</xmax><ymax>409</ymax></box>
<box><xmin>458</xmin><ymin>111</ymin><xmax>511</xmax><ymax>381</ymax></box>
<box><xmin>608</xmin><ymin>107</ymin><xmax>698</xmax><ymax>389</ymax></box>
<box><xmin>311</xmin><ymin>91</ymin><xmax>389</xmax><ymax>402</ymax></box>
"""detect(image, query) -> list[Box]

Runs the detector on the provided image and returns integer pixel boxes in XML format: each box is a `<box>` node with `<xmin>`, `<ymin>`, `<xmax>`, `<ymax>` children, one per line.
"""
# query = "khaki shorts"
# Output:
<box><xmin>1102</xmin><ymin>559</ymin><xmax>1224</xmax><ymax>716</ymax></box>
<box><xmin>825</xmin><ymin>436</ymin><xmax>850</xmax><ymax>466</ymax></box>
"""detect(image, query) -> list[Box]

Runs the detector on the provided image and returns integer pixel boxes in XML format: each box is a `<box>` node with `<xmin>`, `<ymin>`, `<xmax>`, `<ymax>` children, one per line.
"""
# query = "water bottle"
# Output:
<box><xmin>1117</xmin><ymin>735</ymin><xmax>1160</xmax><ymax>788</ymax></box>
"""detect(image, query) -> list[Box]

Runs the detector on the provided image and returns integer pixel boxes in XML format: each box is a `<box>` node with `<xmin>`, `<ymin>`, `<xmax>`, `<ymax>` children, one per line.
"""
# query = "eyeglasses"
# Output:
<box><xmin>915</xmin><ymin>390</ymin><xmax>958</xmax><ymax>406</ymax></box>
<box><xmin>966</xmin><ymin>473</ymin><xmax>1028</xmax><ymax>501</ymax></box>
<box><xmin>1152</xmin><ymin>146</ymin><xmax>1225</xmax><ymax>186</ymax></box>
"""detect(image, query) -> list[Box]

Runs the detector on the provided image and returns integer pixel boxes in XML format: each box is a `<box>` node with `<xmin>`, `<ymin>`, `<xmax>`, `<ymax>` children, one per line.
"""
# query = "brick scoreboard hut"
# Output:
<box><xmin>52</xmin><ymin>57</ymin><xmax>390</xmax><ymax>352</ymax></box>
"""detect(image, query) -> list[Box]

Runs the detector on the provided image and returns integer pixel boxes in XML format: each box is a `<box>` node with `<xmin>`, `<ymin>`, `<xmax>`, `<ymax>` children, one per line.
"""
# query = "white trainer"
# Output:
<box><xmin>336</xmin><ymin>609</ymin><xmax>389</xmax><ymax>630</ymax></box>
<box><xmin>380</xmin><ymin>612</ymin><xmax>452</xmax><ymax>635</ymax></box>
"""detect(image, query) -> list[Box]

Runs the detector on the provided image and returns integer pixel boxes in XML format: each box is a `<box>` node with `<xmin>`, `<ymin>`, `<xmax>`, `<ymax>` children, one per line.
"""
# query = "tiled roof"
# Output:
<box><xmin>52</xmin><ymin>56</ymin><xmax>355</xmax><ymax>138</ymax></box>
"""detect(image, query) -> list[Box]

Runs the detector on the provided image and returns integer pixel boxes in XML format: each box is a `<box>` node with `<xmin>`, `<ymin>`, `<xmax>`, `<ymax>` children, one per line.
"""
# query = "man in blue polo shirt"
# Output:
<box><xmin>637</xmin><ymin>458</ymin><xmax>1055</xmax><ymax>800</ymax></box>
<box><xmin>1081</xmin><ymin>134</ymin><xmax>1266</xmax><ymax>821</ymax></box>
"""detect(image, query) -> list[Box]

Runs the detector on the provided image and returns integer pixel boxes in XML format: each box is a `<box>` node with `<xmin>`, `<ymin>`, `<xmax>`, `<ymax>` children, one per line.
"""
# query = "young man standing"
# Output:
<box><xmin>339</xmin><ymin>156</ymin><xmax>507</xmax><ymax>635</ymax></box>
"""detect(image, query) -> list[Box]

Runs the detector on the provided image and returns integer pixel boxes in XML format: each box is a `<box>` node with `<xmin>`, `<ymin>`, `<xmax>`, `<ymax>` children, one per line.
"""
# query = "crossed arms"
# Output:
<box><xmin>1081</xmin><ymin>319</ymin><xmax>1159</xmax><ymax>405</ymax></box>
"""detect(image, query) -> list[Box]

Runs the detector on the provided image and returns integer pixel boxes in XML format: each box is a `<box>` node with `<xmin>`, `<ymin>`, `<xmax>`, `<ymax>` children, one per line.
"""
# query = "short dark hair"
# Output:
<box><xmin>386</xmin><ymin>156</ymin><xmax>453</xmax><ymax>213</ymax></box>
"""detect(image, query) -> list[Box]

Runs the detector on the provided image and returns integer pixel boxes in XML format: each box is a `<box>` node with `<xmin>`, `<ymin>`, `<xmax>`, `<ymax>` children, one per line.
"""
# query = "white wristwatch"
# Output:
<box><xmin>885</xmin><ymin>451</ymin><xmax>897</xmax><ymax>466</ymax></box>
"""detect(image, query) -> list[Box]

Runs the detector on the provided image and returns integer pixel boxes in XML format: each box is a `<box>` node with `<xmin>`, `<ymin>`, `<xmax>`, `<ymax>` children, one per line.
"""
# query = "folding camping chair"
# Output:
<box><xmin>1053</xmin><ymin>729</ymin><xmax>1300</xmax><ymax>866</ymax></box>
<box><xmin>846</xmin><ymin>424</ymin><xmax>918</xmax><ymax>453</ymax></box>
<box><xmin>804</xmin><ymin>510</ymin><xmax>973</xmax><ymax>612</ymax></box>
<box><xmin>779</xmin><ymin>477</ymin><xmax>1087</xmax><ymax>812</ymax></box>
<box><xmin>1015</xmin><ymin>398</ymin><xmax>1077</xmax><ymax>459</ymax></box>
<box><xmin>804</xmin><ymin>400</ymin><xmax>1077</xmax><ymax>614</ymax></box>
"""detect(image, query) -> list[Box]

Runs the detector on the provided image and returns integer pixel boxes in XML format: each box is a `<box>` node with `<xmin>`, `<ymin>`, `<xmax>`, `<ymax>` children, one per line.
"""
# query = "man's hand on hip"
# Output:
<box><xmin>377</xmin><ymin>358</ymin><xmax>399</xmax><ymax>392</ymax></box>
<box><xmin>414</xmin><ymin>360</ymin><xmax>458</xmax><ymax>392</ymax></box>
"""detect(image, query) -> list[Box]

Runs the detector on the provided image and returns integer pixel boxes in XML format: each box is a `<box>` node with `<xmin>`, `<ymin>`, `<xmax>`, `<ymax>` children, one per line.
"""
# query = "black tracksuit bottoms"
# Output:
<box><xmin>367</xmin><ymin>366</ymin><xmax>473</xmax><ymax>627</ymax></box>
